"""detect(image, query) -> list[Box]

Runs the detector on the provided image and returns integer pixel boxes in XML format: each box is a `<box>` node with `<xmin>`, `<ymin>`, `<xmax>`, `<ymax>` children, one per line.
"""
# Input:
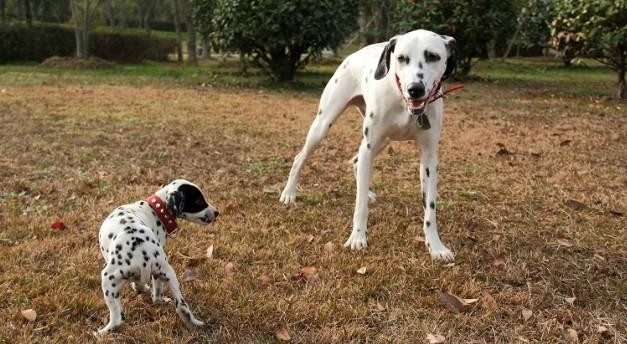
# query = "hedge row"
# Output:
<box><xmin>0</xmin><ymin>24</ymin><xmax>176</xmax><ymax>63</ymax></box>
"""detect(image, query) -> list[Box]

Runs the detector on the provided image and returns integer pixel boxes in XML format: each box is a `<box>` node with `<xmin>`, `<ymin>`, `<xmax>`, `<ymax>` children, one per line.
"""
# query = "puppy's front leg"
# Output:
<box><xmin>344</xmin><ymin>137</ymin><xmax>377</xmax><ymax>250</ymax></box>
<box><xmin>420</xmin><ymin>144</ymin><xmax>454</xmax><ymax>261</ymax></box>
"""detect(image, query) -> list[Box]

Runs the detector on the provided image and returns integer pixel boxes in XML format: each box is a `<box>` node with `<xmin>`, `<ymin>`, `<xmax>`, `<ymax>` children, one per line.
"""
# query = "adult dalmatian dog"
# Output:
<box><xmin>280</xmin><ymin>30</ymin><xmax>458</xmax><ymax>261</ymax></box>
<box><xmin>95</xmin><ymin>179</ymin><xmax>219</xmax><ymax>335</ymax></box>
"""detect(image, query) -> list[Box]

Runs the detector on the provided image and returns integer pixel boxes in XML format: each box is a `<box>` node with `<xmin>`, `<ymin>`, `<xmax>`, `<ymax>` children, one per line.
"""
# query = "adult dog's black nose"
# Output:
<box><xmin>407</xmin><ymin>82</ymin><xmax>425</xmax><ymax>99</ymax></box>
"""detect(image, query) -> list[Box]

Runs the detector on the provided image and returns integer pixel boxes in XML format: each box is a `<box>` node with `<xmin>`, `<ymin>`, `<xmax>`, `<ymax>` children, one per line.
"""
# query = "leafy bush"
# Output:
<box><xmin>0</xmin><ymin>24</ymin><xmax>176</xmax><ymax>63</ymax></box>
<box><xmin>211</xmin><ymin>0</ymin><xmax>358</xmax><ymax>81</ymax></box>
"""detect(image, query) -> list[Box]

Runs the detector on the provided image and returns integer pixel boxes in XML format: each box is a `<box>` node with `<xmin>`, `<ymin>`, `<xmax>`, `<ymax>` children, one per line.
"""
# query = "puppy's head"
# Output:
<box><xmin>163</xmin><ymin>179</ymin><xmax>219</xmax><ymax>225</ymax></box>
<box><xmin>374</xmin><ymin>30</ymin><xmax>457</xmax><ymax>115</ymax></box>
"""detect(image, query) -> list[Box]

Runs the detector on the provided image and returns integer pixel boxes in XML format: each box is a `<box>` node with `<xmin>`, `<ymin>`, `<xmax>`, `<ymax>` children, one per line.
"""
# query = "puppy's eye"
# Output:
<box><xmin>424</xmin><ymin>50</ymin><xmax>441</xmax><ymax>63</ymax></box>
<box><xmin>397</xmin><ymin>55</ymin><xmax>409</xmax><ymax>64</ymax></box>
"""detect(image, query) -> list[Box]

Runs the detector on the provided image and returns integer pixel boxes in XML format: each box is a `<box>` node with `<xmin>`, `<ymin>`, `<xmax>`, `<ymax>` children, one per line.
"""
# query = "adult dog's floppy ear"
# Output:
<box><xmin>166</xmin><ymin>190</ymin><xmax>185</xmax><ymax>218</ymax></box>
<box><xmin>374</xmin><ymin>36</ymin><xmax>398</xmax><ymax>80</ymax></box>
<box><xmin>442</xmin><ymin>35</ymin><xmax>457</xmax><ymax>80</ymax></box>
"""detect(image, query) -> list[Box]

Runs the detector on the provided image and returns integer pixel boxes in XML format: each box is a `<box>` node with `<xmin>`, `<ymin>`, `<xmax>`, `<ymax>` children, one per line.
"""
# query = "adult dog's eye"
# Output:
<box><xmin>424</xmin><ymin>50</ymin><xmax>441</xmax><ymax>63</ymax></box>
<box><xmin>397</xmin><ymin>55</ymin><xmax>409</xmax><ymax>64</ymax></box>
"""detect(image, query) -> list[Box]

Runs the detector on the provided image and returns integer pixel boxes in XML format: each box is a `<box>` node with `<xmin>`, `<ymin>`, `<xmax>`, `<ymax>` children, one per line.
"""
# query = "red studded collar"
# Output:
<box><xmin>145</xmin><ymin>195</ymin><xmax>179</xmax><ymax>236</ymax></box>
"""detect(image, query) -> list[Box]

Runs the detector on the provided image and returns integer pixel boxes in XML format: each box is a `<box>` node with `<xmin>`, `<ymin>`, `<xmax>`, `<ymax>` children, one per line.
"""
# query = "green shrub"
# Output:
<box><xmin>0</xmin><ymin>24</ymin><xmax>176</xmax><ymax>63</ymax></box>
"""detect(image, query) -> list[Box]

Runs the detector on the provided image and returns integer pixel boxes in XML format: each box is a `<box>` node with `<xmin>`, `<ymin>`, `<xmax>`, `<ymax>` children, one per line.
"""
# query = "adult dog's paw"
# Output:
<box><xmin>279</xmin><ymin>187</ymin><xmax>298</xmax><ymax>204</ymax></box>
<box><xmin>429</xmin><ymin>243</ymin><xmax>455</xmax><ymax>261</ymax></box>
<box><xmin>343</xmin><ymin>230</ymin><xmax>368</xmax><ymax>250</ymax></box>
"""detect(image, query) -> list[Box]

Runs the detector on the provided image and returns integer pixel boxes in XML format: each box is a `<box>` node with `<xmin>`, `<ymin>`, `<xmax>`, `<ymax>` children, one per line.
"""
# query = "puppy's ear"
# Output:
<box><xmin>166</xmin><ymin>190</ymin><xmax>185</xmax><ymax>218</ymax></box>
<box><xmin>442</xmin><ymin>35</ymin><xmax>457</xmax><ymax>80</ymax></box>
<box><xmin>374</xmin><ymin>36</ymin><xmax>398</xmax><ymax>80</ymax></box>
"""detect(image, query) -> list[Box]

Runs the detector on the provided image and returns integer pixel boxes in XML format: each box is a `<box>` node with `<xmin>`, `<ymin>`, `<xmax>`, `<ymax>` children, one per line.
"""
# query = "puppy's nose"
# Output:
<box><xmin>214</xmin><ymin>210</ymin><xmax>219</xmax><ymax>218</ymax></box>
<box><xmin>407</xmin><ymin>82</ymin><xmax>425</xmax><ymax>99</ymax></box>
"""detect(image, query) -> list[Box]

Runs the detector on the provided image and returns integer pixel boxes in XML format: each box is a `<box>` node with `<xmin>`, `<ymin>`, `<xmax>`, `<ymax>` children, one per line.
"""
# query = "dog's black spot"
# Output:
<box><xmin>364</xmin><ymin>127</ymin><xmax>368</xmax><ymax>137</ymax></box>
<box><xmin>143</xmin><ymin>262</ymin><xmax>147</xmax><ymax>267</ymax></box>
<box><xmin>328</xmin><ymin>123</ymin><xmax>332</xmax><ymax>128</ymax></box>
<box><xmin>422</xmin><ymin>192</ymin><xmax>426</xmax><ymax>209</ymax></box>
<box><xmin>430</xmin><ymin>201</ymin><xmax>435</xmax><ymax>210</ymax></box>
<box><xmin>118</xmin><ymin>212</ymin><xmax>124</xmax><ymax>216</ymax></box>
<box><xmin>145</xmin><ymin>236</ymin><xmax>150</xmax><ymax>241</ymax></box>
<box><xmin>105</xmin><ymin>290</ymin><xmax>109</xmax><ymax>296</ymax></box>
<box><xmin>104</xmin><ymin>271</ymin><xmax>108</xmax><ymax>276</ymax></box>
<box><xmin>126</xmin><ymin>241</ymin><xmax>130</xmax><ymax>246</ymax></box>
<box><xmin>426</xmin><ymin>168</ymin><xmax>430</xmax><ymax>177</ymax></box>
<box><xmin>117</xmin><ymin>260</ymin><xmax>123</xmax><ymax>266</ymax></box>
<box><xmin>334</xmin><ymin>78</ymin><xmax>338</xmax><ymax>83</ymax></box>
<box><xmin>367</xmin><ymin>143</ymin><xmax>371</xmax><ymax>149</ymax></box>
<box><xmin>419</xmin><ymin>62</ymin><xmax>423</xmax><ymax>69</ymax></box>
<box><xmin>426</xmin><ymin>221</ymin><xmax>431</xmax><ymax>227</ymax></box>
<box><xmin>365</xmin><ymin>76</ymin><xmax>368</xmax><ymax>83</ymax></box>
<box><xmin>125</xmin><ymin>259</ymin><xmax>131</xmax><ymax>265</ymax></box>
<box><xmin>140</xmin><ymin>201</ymin><xmax>145</xmax><ymax>205</ymax></box>
<box><xmin>144</xmin><ymin>255</ymin><xmax>149</xmax><ymax>262</ymax></box>
<box><xmin>318</xmin><ymin>109</ymin><xmax>322</xmax><ymax>116</ymax></box>
<box><xmin>116</xmin><ymin>244</ymin><xmax>122</xmax><ymax>251</ymax></box>
<box><xmin>424</xmin><ymin>50</ymin><xmax>441</xmax><ymax>63</ymax></box>
<box><xmin>154</xmin><ymin>251</ymin><xmax>159</xmax><ymax>258</ymax></box>
<box><xmin>417</xmin><ymin>73</ymin><xmax>424</xmax><ymax>79</ymax></box>
<box><xmin>370</xmin><ymin>112</ymin><xmax>374</xmax><ymax>118</ymax></box>
<box><xmin>111</xmin><ymin>258</ymin><xmax>115</xmax><ymax>265</ymax></box>
<box><xmin>353</xmin><ymin>157</ymin><xmax>358</xmax><ymax>164</ymax></box>
<box><xmin>139</xmin><ymin>229</ymin><xmax>145</xmax><ymax>234</ymax></box>
<box><xmin>109</xmin><ymin>275</ymin><xmax>114</xmax><ymax>280</ymax></box>
<box><xmin>120</xmin><ymin>219</ymin><xmax>126</xmax><ymax>225</ymax></box>
<box><xmin>108</xmin><ymin>233</ymin><xmax>113</xmax><ymax>239</ymax></box>
<box><xmin>121</xmin><ymin>312</ymin><xmax>125</xmax><ymax>321</ymax></box>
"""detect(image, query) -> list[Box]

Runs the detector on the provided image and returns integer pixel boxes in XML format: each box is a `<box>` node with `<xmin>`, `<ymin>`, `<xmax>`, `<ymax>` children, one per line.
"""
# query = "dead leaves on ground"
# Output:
<box><xmin>275</xmin><ymin>326</ymin><xmax>291</xmax><ymax>341</ymax></box>
<box><xmin>426</xmin><ymin>333</ymin><xmax>446</xmax><ymax>343</ymax></box>
<box><xmin>20</xmin><ymin>309</ymin><xmax>37</xmax><ymax>322</ymax></box>
<box><xmin>438</xmin><ymin>291</ymin><xmax>479</xmax><ymax>313</ymax></box>
<box><xmin>291</xmin><ymin>266</ymin><xmax>319</xmax><ymax>283</ymax></box>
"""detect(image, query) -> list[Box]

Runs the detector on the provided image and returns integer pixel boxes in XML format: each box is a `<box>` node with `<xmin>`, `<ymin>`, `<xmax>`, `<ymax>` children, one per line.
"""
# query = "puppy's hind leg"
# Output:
<box><xmin>159</xmin><ymin>262</ymin><xmax>204</xmax><ymax>328</ymax></box>
<box><xmin>95</xmin><ymin>265</ymin><xmax>128</xmax><ymax>336</ymax></box>
<box><xmin>280</xmin><ymin>72</ymin><xmax>361</xmax><ymax>204</ymax></box>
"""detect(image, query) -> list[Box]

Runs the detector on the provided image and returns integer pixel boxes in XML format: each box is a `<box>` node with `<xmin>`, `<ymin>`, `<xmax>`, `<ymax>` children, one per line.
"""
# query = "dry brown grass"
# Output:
<box><xmin>0</xmin><ymin>69</ymin><xmax>625</xmax><ymax>343</ymax></box>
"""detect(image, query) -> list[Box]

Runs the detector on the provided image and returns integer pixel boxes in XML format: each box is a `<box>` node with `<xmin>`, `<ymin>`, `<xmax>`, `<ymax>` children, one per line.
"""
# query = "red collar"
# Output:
<box><xmin>394</xmin><ymin>74</ymin><xmax>463</xmax><ymax>106</ymax></box>
<box><xmin>145</xmin><ymin>195</ymin><xmax>179</xmax><ymax>236</ymax></box>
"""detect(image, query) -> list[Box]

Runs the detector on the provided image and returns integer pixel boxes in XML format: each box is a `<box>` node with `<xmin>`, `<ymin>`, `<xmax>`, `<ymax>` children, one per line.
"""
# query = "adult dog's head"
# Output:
<box><xmin>374</xmin><ymin>30</ymin><xmax>457</xmax><ymax>115</ymax></box>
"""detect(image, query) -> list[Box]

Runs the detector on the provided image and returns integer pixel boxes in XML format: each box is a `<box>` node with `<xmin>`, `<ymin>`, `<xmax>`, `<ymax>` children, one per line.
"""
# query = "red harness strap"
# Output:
<box><xmin>145</xmin><ymin>194</ymin><xmax>179</xmax><ymax>236</ymax></box>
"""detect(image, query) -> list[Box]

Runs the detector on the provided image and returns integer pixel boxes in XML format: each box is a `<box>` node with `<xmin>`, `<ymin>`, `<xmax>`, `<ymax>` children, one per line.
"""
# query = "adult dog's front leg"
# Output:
<box><xmin>420</xmin><ymin>146</ymin><xmax>454</xmax><ymax>261</ymax></box>
<box><xmin>344</xmin><ymin>138</ymin><xmax>376</xmax><ymax>250</ymax></box>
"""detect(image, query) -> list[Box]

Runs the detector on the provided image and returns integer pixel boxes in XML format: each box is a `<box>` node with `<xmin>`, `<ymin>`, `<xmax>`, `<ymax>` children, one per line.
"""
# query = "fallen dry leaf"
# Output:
<box><xmin>263</xmin><ymin>183</ymin><xmax>283</xmax><ymax>194</ymax></box>
<box><xmin>259</xmin><ymin>274</ymin><xmax>272</xmax><ymax>286</ymax></box>
<box><xmin>306</xmin><ymin>234</ymin><xmax>315</xmax><ymax>243</ymax></box>
<box><xmin>224</xmin><ymin>203</ymin><xmax>238</xmax><ymax>214</ymax></box>
<box><xmin>560</xmin><ymin>139</ymin><xmax>572</xmax><ymax>146</ymax></box>
<box><xmin>556</xmin><ymin>239</ymin><xmax>573</xmax><ymax>247</ymax></box>
<box><xmin>426</xmin><ymin>333</ymin><xmax>446</xmax><ymax>343</ymax></box>
<box><xmin>438</xmin><ymin>291</ymin><xmax>478</xmax><ymax>313</ymax></box>
<box><xmin>181</xmin><ymin>268</ymin><xmax>197</xmax><ymax>282</ymax></box>
<box><xmin>21</xmin><ymin>309</ymin><xmax>37</xmax><ymax>322</ymax></box>
<box><xmin>564</xmin><ymin>199</ymin><xmax>586</xmax><ymax>211</ymax></box>
<box><xmin>597</xmin><ymin>325</ymin><xmax>608</xmax><ymax>334</ymax></box>
<box><xmin>206</xmin><ymin>245</ymin><xmax>214</xmax><ymax>259</ymax></box>
<box><xmin>493</xmin><ymin>254</ymin><xmax>507</xmax><ymax>267</ymax></box>
<box><xmin>375</xmin><ymin>302</ymin><xmax>385</xmax><ymax>312</ymax></box>
<box><xmin>356</xmin><ymin>266</ymin><xmax>367</xmax><ymax>275</ymax></box>
<box><xmin>415</xmin><ymin>235</ymin><xmax>425</xmax><ymax>243</ymax></box>
<box><xmin>564</xmin><ymin>297</ymin><xmax>576</xmax><ymax>306</ymax></box>
<box><xmin>323</xmin><ymin>241</ymin><xmax>334</xmax><ymax>253</ymax></box>
<box><xmin>224</xmin><ymin>262</ymin><xmax>235</xmax><ymax>276</ymax></box>
<box><xmin>275</xmin><ymin>326</ymin><xmax>291</xmax><ymax>341</ymax></box>
<box><xmin>292</xmin><ymin>266</ymin><xmax>319</xmax><ymax>282</ymax></box>
<box><xmin>481</xmin><ymin>292</ymin><xmax>497</xmax><ymax>309</ymax></box>
<box><xmin>50</xmin><ymin>220</ymin><xmax>66</xmax><ymax>231</ymax></box>
<box><xmin>566</xmin><ymin>328</ymin><xmax>578</xmax><ymax>342</ymax></box>
<box><xmin>522</xmin><ymin>308</ymin><xmax>533</xmax><ymax>321</ymax></box>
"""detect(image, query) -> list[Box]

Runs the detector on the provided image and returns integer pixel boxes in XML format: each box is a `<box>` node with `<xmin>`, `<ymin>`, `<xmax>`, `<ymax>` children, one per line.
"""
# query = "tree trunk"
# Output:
<box><xmin>487</xmin><ymin>39</ymin><xmax>496</xmax><ymax>60</ymax></box>
<box><xmin>201</xmin><ymin>36</ymin><xmax>210</xmax><ymax>58</ymax></box>
<box><xmin>186</xmin><ymin>3</ymin><xmax>197</xmax><ymax>66</ymax></box>
<box><xmin>358</xmin><ymin>4</ymin><xmax>369</xmax><ymax>47</ymax></box>
<box><xmin>0</xmin><ymin>0</ymin><xmax>6</xmax><ymax>23</ymax></box>
<box><xmin>144</xmin><ymin>0</ymin><xmax>156</xmax><ymax>35</ymax></box>
<box><xmin>106</xmin><ymin>0</ymin><xmax>115</xmax><ymax>29</ymax></box>
<box><xmin>618</xmin><ymin>49</ymin><xmax>625</xmax><ymax>99</ymax></box>
<box><xmin>24</xmin><ymin>0</ymin><xmax>32</xmax><ymax>27</ymax></box>
<box><xmin>172</xmin><ymin>0</ymin><xmax>183</xmax><ymax>63</ymax></box>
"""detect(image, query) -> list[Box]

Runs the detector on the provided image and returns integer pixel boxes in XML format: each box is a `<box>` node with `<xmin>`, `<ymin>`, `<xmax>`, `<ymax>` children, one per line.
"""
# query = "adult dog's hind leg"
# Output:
<box><xmin>280</xmin><ymin>79</ymin><xmax>361</xmax><ymax>204</ymax></box>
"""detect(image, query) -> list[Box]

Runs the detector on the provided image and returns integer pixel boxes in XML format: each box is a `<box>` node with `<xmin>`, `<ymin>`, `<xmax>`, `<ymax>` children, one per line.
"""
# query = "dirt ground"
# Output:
<box><xmin>0</xmin><ymin>71</ymin><xmax>625</xmax><ymax>343</ymax></box>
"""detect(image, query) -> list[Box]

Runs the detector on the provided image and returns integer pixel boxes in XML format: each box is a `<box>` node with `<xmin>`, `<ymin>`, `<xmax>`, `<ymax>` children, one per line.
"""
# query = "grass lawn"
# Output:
<box><xmin>0</xmin><ymin>57</ymin><xmax>625</xmax><ymax>343</ymax></box>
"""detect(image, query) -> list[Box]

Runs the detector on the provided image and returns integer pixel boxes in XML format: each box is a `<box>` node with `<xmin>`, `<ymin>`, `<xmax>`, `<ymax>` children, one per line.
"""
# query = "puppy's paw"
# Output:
<box><xmin>343</xmin><ymin>230</ymin><xmax>368</xmax><ymax>250</ymax></box>
<box><xmin>131</xmin><ymin>282</ymin><xmax>150</xmax><ymax>295</ymax></box>
<box><xmin>153</xmin><ymin>296</ymin><xmax>172</xmax><ymax>305</ymax></box>
<box><xmin>279</xmin><ymin>187</ymin><xmax>298</xmax><ymax>204</ymax></box>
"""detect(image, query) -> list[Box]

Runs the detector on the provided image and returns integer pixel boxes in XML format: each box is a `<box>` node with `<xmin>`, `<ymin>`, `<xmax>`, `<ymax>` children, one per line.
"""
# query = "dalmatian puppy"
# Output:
<box><xmin>280</xmin><ymin>30</ymin><xmax>457</xmax><ymax>260</ymax></box>
<box><xmin>95</xmin><ymin>179</ymin><xmax>219</xmax><ymax>335</ymax></box>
